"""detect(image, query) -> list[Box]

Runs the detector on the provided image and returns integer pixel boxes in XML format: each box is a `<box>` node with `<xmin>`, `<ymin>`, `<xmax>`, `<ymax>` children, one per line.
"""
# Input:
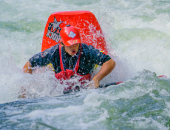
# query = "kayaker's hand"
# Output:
<box><xmin>92</xmin><ymin>78</ymin><xmax>100</xmax><ymax>88</ymax></box>
<box><xmin>18</xmin><ymin>87</ymin><xmax>27</xmax><ymax>98</ymax></box>
<box><xmin>89</xmin><ymin>59</ymin><xmax>115</xmax><ymax>89</ymax></box>
<box><xmin>88</xmin><ymin>79</ymin><xmax>99</xmax><ymax>89</ymax></box>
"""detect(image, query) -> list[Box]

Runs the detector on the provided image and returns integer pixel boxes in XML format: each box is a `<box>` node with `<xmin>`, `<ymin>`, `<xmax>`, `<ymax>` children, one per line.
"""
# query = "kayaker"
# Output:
<box><xmin>23</xmin><ymin>26</ymin><xmax>116</xmax><ymax>88</ymax></box>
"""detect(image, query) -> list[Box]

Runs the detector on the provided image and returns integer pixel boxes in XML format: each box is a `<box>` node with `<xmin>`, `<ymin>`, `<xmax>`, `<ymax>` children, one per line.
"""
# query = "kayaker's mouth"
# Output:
<box><xmin>72</xmin><ymin>50</ymin><xmax>76</xmax><ymax>54</ymax></box>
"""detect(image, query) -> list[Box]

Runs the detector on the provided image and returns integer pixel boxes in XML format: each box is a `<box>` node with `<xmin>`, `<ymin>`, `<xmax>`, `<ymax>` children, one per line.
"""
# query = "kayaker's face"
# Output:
<box><xmin>64</xmin><ymin>43</ymin><xmax>80</xmax><ymax>56</ymax></box>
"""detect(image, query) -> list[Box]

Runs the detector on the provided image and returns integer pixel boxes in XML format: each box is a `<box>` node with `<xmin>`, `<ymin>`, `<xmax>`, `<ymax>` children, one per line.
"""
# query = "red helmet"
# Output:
<box><xmin>60</xmin><ymin>26</ymin><xmax>81</xmax><ymax>46</ymax></box>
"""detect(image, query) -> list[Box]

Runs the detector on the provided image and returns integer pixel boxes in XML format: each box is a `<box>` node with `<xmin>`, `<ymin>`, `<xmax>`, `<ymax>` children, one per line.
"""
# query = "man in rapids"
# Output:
<box><xmin>23</xmin><ymin>26</ymin><xmax>115</xmax><ymax>92</ymax></box>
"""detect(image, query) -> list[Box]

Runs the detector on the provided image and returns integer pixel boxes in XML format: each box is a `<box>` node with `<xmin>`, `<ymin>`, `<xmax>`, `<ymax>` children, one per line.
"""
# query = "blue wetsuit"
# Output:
<box><xmin>29</xmin><ymin>43</ymin><xmax>111</xmax><ymax>75</ymax></box>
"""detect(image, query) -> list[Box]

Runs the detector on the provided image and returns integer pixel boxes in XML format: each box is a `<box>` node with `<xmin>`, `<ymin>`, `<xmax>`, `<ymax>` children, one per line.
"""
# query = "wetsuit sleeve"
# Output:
<box><xmin>82</xmin><ymin>44</ymin><xmax>111</xmax><ymax>66</ymax></box>
<box><xmin>90</xmin><ymin>47</ymin><xmax>111</xmax><ymax>65</ymax></box>
<box><xmin>29</xmin><ymin>45</ymin><xmax>58</xmax><ymax>68</ymax></box>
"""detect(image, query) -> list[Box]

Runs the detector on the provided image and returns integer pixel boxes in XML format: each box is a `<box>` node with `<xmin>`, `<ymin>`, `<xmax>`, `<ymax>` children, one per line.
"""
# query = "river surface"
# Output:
<box><xmin>0</xmin><ymin>0</ymin><xmax>170</xmax><ymax>129</ymax></box>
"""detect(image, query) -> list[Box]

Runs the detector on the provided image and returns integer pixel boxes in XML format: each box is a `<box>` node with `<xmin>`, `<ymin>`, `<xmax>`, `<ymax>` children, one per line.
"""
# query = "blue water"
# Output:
<box><xmin>0</xmin><ymin>0</ymin><xmax>170</xmax><ymax>129</ymax></box>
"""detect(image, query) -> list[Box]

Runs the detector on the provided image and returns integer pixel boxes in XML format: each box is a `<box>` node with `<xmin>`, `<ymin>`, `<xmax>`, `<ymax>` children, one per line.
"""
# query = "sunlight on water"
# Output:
<box><xmin>0</xmin><ymin>0</ymin><xmax>170</xmax><ymax>129</ymax></box>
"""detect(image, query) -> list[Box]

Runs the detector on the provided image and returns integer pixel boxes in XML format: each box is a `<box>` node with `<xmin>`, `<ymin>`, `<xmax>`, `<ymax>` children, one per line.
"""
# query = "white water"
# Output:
<box><xmin>1</xmin><ymin>0</ymin><xmax>170</xmax><ymax>103</ymax></box>
<box><xmin>0</xmin><ymin>1</ymin><xmax>170</xmax><ymax>129</ymax></box>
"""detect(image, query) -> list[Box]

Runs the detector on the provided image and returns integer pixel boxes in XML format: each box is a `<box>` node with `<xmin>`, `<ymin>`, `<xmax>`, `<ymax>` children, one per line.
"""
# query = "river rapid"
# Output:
<box><xmin>0</xmin><ymin>0</ymin><xmax>170</xmax><ymax>129</ymax></box>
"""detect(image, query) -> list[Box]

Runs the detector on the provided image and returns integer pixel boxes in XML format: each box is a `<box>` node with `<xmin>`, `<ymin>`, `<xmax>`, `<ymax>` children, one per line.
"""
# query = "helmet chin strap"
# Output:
<box><xmin>60</xmin><ymin>42</ymin><xmax>64</xmax><ymax>46</ymax></box>
<box><xmin>60</xmin><ymin>38</ymin><xmax>64</xmax><ymax>46</ymax></box>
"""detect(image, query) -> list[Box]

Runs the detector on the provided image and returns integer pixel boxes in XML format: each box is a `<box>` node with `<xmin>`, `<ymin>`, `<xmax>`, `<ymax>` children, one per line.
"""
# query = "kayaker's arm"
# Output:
<box><xmin>92</xmin><ymin>59</ymin><xmax>116</xmax><ymax>88</ymax></box>
<box><xmin>23</xmin><ymin>61</ymin><xmax>33</xmax><ymax>74</ymax></box>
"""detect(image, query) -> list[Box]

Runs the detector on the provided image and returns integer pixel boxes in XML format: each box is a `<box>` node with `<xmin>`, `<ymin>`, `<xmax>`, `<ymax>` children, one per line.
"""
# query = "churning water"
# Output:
<box><xmin>0</xmin><ymin>0</ymin><xmax>170</xmax><ymax>129</ymax></box>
